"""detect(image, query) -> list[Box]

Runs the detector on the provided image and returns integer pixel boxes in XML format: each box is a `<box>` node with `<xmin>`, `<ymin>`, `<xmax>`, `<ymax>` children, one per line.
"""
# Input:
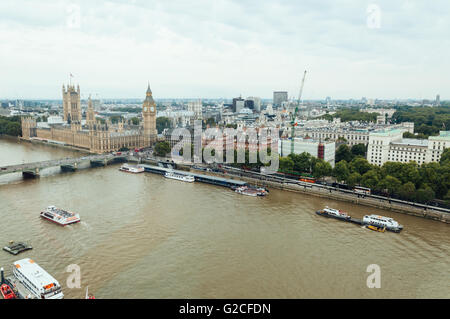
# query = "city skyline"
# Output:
<box><xmin>0</xmin><ymin>1</ymin><xmax>449</xmax><ymax>100</ymax></box>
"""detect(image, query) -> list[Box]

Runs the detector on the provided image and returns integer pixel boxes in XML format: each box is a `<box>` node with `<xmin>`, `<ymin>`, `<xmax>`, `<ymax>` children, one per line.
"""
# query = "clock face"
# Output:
<box><xmin>144</xmin><ymin>107</ymin><xmax>148</xmax><ymax>112</ymax></box>
<box><xmin>150</xmin><ymin>107</ymin><xmax>154</xmax><ymax>112</ymax></box>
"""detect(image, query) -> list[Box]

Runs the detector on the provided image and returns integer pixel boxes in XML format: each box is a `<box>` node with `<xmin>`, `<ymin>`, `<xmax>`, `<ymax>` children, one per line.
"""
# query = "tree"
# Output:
<box><xmin>351</xmin><ymin>144</ymin><xmax>367</xmax><ymax>157</ymax></box>
<box><xmin>130</xmin><ymin>117</ymin><xmax>140</xmax><ymax>125</ymax></box>
<box><xmin>392</xmin><ymin>106</ymin><xmax>450</xmax><ymax>138</ymax></box>
<box><xmin>444</xmin><ymin>190</ymin><xmax>450</xmax><ymax>205</ymax></box>
<box><xmin>279</xmin><ymin>157</ymin><xmax>294</xmax><ymax>173</ymax></box>
<box><xmin>312</xmin><ymin>159</ymin><xmax>332</xmax><ymax>180</ymax></box>
<box><xmin>288</xmin><ymin>152</ymin><xmax>312</xmax><ymax>173</ymax></box>
<box><xmin>361</xmin><ymin>169</ymin><xmax>380</xmax><ymax>190</ymax></box>
<box><xmin>154</xmin><ymin>141</ymin><xmax>171</xmax><ymax>157</ymax></box>
<box><xmin>350</xmin><ymin>157</ymin><xmax>372</xmax><ymax>175</ymax></box>
<box><xmin>398</xmin><ymin>182</ymin><xmax>416</xmax><ymax>201</ymax></box>
<box><xmin>5</xmin><ymin>122</ymin><xmax>21</xmax><ymax>136</ymax></box>
<box><xmin>378</xmin><ymin>175</ymin><xmax>401</xmax><ymax>195</ymax></box>
<box><xmin>335</xmin><ymin>144</ymin><xmax>353</xmax><ymax>163</ymax></box>
<box><xmin>333</xmin><ymin>160</ymin><xmax>350</xmax><ymax>182</ymax></box>
<box><xmin>346</xmin><ymin>172</ymin><xmax>361</xmax><ymax>187</ymax></box>
<box><xmin>415</xmin><ymin>186</ymin><xmax>435</xmax><ymax>204</ymax></box>
<box><xmin>0</xmin><ymin>116</ymin><xmax>22</xmax><ymax>136</ymax></box>
<box><xmin>381</xmin><ymin>161</ymin><xmax>403</xmax><ymax>180</ymax></box>
<box><xmin>156</xmin><ymin>117</ymin><xmax>172</xmax><ymax>134</ymax></box>
<box><xmin>110</xmin><ymin>115</ymin><xmax>124</xmax><ymax>124</ymax></box>
<box><xmin>440</xmin><ymin>148</ymin><xmax>450</xmax><ymax>165</ymax></box>
<box><xmin>400</xmin><ymin>162</ymin><xmax>421</xmax><ymax>185</ymax></box>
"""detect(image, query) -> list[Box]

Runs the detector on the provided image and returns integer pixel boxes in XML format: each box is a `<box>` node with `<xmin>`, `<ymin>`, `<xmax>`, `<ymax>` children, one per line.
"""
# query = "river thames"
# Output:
<box><xmin>0</xmin><ymin>137</ymin><xmax>449</xmax><ymax>298</ymax></box>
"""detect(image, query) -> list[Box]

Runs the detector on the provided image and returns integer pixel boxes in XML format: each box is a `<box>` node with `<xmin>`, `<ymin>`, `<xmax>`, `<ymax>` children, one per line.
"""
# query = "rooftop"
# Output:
<box><xmin>391</xmin><ymin>138</ymin><xmax>428</xmax><ymax>147</ymax></box>
<box><xmin>429</xmin><ymin>131</ymin><xmax>450</xmax><ymax>140</ymax></box>
<box><xmin>371</xmin><ymin>128</ymin><xmax>404</xmax><ymax>136</ymax></box>
<box><xmin>14</xmin><ymin>258</ymin><xmax>60</xmax><ymax>288</ymax></box>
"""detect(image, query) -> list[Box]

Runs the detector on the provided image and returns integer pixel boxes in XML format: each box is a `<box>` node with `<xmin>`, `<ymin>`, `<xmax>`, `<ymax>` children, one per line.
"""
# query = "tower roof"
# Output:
<box><xmin>144</xmin><ymin>84</ymin><xmax>155</xmax><ymax>105</ymax></box>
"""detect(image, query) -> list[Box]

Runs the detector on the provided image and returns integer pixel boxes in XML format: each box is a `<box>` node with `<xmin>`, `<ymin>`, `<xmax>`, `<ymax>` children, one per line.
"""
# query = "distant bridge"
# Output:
<box><xmin>0</xmin><ymin>154</ymin><xmax>129</xmax><ymax>178</ymax></box>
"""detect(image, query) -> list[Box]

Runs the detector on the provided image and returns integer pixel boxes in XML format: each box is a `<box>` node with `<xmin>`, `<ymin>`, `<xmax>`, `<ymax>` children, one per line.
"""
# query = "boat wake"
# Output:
<box><xmin>80</xmin><ymin>221</ymin><xmax>91</xmax><ymax>230</ymax></box>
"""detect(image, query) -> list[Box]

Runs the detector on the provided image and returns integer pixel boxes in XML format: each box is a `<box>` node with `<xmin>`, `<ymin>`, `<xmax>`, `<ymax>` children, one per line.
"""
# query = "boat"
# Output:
<box><xmin>1</xmin><ymin>283</ymin><xmax>17</xmax><ymax>299</ymax></box>
<box><xmin>362</xmin><ymin>214</ymin><xmax>403</xmax><ymax>233</ymax></box>
<box><xmin>234</xmin><ymin>186</ymin><xmax>268</xmax><ymax>197</ymax></box>
<box><xmin>366</xmin><ymin>225</ymin><xmax>386</xmax><ymax>232</ymax></box>
<box><xmin>12</xmin><ymin>258</ymin><xmax>64</xmax><ymax>299</ymax></box>
<box><xmin>164</xmin><ymin>171</ymin><xmax>195</xmax><ymax>182</ymax></box>
<box><xmin>40</xmin><ymin>205</ymin><xmax>80</xmax><ymax>226</ymax></box>
<box><xmin>315</xmin><ymin>206</ymin><xmax>352</xmax><ymax>221</ymax></box>
<box><xmin>119</xmin><ymin>164</ymin><xmax>144</xmax><ymax>173</ymax></box>
<box><xmin>85</xmin><ymin>286</ymin><xmax>95</xmax><ymax>299</ymax></box>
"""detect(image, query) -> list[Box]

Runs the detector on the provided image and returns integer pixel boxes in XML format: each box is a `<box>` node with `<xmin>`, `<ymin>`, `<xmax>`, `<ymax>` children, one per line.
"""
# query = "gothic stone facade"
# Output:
<box><xmin>21</xmin><ymin>85</ymin><xmax>157</xmax><ymax>153</ymax></box>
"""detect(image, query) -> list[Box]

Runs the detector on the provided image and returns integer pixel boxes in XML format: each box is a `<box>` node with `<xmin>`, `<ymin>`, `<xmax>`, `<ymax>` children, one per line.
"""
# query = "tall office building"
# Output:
<box><xmin>244</xmin><ymin>99</ymin><xmax>254</xmax><ymax>110</ymax></box>
<box><xmin>235</xmin><ymin>100</ymin><xmax>245</xmax><ymax>113</ymax></box>
<box><xmin>232</xmin><ymin>96</ymin><xmax>244</xmax><ymax>113</ymax></box>
<box><xmin>435</xmin><ymin>94</ymin><xmax>441</xmax><ymax>106</ymax></box>
<box><xmin>273</xmin><ymin>91</ymin><xmax>288</xmax><ymax>107</ymax></box>
<box><xmin>246</xmin><ymin>97</ymin><xmax>261</xmax><ymax>112</ymax></box>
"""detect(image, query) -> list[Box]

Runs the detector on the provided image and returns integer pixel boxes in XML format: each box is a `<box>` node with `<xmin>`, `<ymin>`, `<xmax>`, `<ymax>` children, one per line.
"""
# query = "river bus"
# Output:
<box><xmin>164</xmin><ymin>171</ymin><xmax>195</xmax><ymax>183</ymax></box>
<box><xmin>12</xmin><ymin>258</ymin><xmax>64</xmax><ymax>299</ymax></box>
<box><xmin>40</xmin><ymin>205</ymin><xmax>80</xmax><ymax>226</ymax></box>
<box><xmin>316</xmin><ymin>206</ymin><xmax>351</xmax><ymax>220</ymax></box>
<box><xmin>119</xmin><ymin>164</ymin><xmax>144</xmax><ymax>173</ymax></box>
<box><xmin>362</xmin><ymin>215</ymin><xmax>403</xmax><ymax>232</ymax></box>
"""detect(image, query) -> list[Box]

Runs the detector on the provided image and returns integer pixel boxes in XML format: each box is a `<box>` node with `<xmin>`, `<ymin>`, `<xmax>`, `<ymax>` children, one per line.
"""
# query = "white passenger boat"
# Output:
<box><xmin>164</xmin><ymin>171</ymin><xmax>195</xmax><ymax>182</ymax></box>
<box><xmin>40</xmin><ymin>205</ymin><xmax>80</xmax><ymax>226</ymax></box>
<box><xmin>119</xmin><ymin>164</ymin><xmax>144</xmax><ymax>173</ymax></box>
<box><xmin>234</xmin><ymin>186</ymin><xmax>267</xmax><ymax>197</ymax></box>
<box><xmin>362</xmin><ymin>214</ymin><xmax>403</xmax><ymax>232</ymax></box>
<box><xmin>12</xmin><ymin>258</ymin><xmax>64</xmax><ymax>299</ymax></box>
<box><xmin>316</xmin><ymin>206</ymin><xmax>351</xmax><ymax>220</ymax></box>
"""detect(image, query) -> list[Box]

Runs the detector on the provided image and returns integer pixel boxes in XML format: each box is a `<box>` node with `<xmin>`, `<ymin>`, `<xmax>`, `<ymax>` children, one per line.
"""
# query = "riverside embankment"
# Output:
<box><xmin>194</xmin><ymin>168</ymin><xmax>450</xmax><ymax>224</ymax></box>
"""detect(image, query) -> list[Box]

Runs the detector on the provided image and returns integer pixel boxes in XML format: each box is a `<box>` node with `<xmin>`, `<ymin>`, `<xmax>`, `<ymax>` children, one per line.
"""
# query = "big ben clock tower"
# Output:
<box><xmin>142</xmin><ymin>84</ymin><xmax>157</xmax><ymax>146</ymax></box>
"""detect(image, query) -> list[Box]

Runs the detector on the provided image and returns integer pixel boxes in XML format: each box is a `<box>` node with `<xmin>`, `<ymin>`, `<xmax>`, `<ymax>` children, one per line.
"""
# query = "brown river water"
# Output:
<box><xmin>0</xmin><ymin>137</ymin><xmax>449</xmax><ymax>298</ymax></box>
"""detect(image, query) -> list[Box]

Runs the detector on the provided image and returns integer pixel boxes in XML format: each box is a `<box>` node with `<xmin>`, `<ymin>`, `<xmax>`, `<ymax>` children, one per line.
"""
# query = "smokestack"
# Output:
<box><xmin>1</xmin><ymin>267</ymin><xmax>4</xmax><ymax>285</ymax></box>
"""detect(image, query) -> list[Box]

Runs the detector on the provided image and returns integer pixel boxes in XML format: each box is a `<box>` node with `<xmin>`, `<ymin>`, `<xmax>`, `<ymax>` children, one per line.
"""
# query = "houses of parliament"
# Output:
<box><xmin>21</xmin><ymin>84</ymin><xmax>157</xmax><ymax>153</ymax></box>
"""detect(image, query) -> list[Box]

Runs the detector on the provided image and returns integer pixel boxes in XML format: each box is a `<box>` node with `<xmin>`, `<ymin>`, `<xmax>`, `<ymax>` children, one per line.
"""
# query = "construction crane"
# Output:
<box><xmin>297</xmin><ymin>70</ymin><xmax>307</xmax><ymax>105</ymax></box>
<box><xmin>291</xmin><ymin>70</ymin><xmax>307</xmax><ymax>155</ymax></box>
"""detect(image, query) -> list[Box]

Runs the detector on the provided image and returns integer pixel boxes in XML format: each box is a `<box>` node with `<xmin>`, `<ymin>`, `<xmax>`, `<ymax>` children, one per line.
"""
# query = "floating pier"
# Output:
<box><xmin>139</xmin><ymin>164</ymin><xmax>248</xmax><ymax>188</ymax></box>
<box><xmin>1</xmin><ymin>267</ymin><xmax>32</xmax><ymax>299</ymax></box>
<box><xmin>5</xmin><ymin>275</ymin><xmax>35</xmax><ymax>299</ymax></box>
<box><xmin>3</xmin><ymin>242</ymin><xmax>33</xmax><ymax>255</ymax></box>
<box><xmin>348</xmin><ymin>217</ymin><xmax>363</xmax><ymax>225</ymax></box>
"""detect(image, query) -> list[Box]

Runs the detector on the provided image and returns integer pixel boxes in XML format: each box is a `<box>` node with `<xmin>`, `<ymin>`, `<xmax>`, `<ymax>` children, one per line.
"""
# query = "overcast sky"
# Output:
<box><xmin>0</xmin><ymin>0</ymin><xmax>449</xmax><ymax>100</ymax></box>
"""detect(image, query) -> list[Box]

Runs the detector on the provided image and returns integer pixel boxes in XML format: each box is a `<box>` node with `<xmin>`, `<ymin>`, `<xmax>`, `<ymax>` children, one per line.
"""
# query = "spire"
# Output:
<box><xmin>88</xmin><ymin>94</ymin><xmax>93</xmax><ymax>109</ymax></box>
<box><xmin>146</xmin><ymin>83</ymin><xmax>152</xmax><ymax>96</ymax></box>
